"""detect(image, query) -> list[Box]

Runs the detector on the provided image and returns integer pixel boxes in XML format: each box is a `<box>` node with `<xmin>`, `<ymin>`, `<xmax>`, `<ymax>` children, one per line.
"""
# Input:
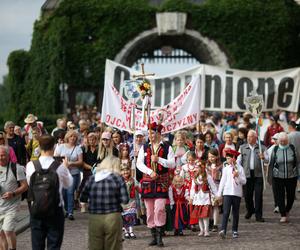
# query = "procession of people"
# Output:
<box><xmin>0</xmin><ymin>106</ymin><xmax>299</xmax><ymax>250</ymax></box>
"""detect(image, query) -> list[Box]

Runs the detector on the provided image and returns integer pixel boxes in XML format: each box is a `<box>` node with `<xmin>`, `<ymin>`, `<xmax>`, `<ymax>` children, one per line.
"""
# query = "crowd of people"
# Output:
<box><xmin>0</xmin><ymin>106</ymin><xmax>300</xmax><ymax>250</ymax></box>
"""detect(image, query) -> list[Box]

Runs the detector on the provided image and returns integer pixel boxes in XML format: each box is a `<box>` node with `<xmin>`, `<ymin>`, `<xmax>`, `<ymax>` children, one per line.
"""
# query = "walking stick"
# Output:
<box><xmin>245</xmin><ymin>91</ymin><xmax>266</xmax><ymax>190</ymax></box>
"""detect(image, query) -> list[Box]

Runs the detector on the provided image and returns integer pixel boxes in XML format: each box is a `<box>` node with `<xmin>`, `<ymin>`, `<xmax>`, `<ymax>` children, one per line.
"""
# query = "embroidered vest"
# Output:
<box><xmin>140</xmin><ymin>142</ymin><xmax>170</xmax><ymax>198</ymax></box>
<box><xmin>143</xmin><ymin>143</ymin><xmax>169</xmax><ymax>175</ymax></box>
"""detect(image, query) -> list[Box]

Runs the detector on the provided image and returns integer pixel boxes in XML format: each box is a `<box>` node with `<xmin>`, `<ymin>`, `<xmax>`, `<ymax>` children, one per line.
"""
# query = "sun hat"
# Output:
<box><xmin>24</xmin><ymin>114</ymin><xmax>38</xmax><ymax>124</ymax></box>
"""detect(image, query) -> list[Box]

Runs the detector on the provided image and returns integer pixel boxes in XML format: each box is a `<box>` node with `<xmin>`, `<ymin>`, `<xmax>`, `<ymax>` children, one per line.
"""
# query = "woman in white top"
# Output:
<box><xmin>217</xmin><ymin>148</ymin><xmax>246</xmax><ymax>239</ymax></box>
<box><xmin>54</xmin><ymin>130</ymin><xmax>83</xmax><ymax>220</ymax></box>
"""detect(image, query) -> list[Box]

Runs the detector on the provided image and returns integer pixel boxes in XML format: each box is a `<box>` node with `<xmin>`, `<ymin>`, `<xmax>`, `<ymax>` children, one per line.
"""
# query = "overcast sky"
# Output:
<box><xmin>0</xmin><ymin>0</ymin><xmax>45</xmax><ymax>83</ymax></box>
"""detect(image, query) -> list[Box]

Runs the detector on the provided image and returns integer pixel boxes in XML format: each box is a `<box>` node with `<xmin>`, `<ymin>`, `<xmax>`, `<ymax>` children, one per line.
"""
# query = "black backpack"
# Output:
<box><xmin>27</xmin><ymin>159</ymin><xmax>60</xmax><ymax>219</ymax></box>
<box><xmin>9</xmin><ymin>162</ymin><xmax>27</xmax><ymax>201</ymax></box>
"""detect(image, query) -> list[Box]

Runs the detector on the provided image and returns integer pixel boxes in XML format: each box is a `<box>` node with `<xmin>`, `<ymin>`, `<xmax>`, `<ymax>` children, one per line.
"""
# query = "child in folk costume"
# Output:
<box><xmin>180</xmin><ymin>151</ymin><xmax>199</xmax><ymax>231</ymax></box>
<box><xmin>172</xmin><ymin>131</ymin><xmax>189</xmax><ymax>170</ymax></box>
<box><xmin>189</xmin><ymin>161</ymin><xmax>217</xmax><ymax>237</ymax></box>
<box><xmin>169</xmin><ymin>175</ymin><xmax>189</xmax><ymax>236</ymax></box>
<box><xmin>165</xmin><ymin>131</ymin><xmax>189</xmax><ymax>233</ymax></box>
<box><xmin>217</xmin><ymin>148</ymin><xmax>246</xmax><ymax>239</ymax></box>
<box><xmin>120</xmin><ymin>163</ymin><xmax>138</xmax><ymax>239</ymax></box>
<box><xmin>119</xmin><ymin>143</ymin><xmax>133</xmax><ymax>176</ymax></box>
<box><xmin>194</xmin><ymin>134</ymin><xmax>210</xmax><ymax>161</ymax></box>
<box><xmin>206</xmin><ymin>148</ymin><xmax>223</xmax><ymax>232</ymax></box>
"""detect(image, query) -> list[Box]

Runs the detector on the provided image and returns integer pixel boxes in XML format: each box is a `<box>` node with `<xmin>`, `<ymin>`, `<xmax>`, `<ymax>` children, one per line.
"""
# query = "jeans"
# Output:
<box><xmin>30</xmin><ymin>207</ymin><xmax>65</xmax><ymax>250</ymax></box>
<box><xmin>63</xmin><ymin>173</ymin><xmax>80</xmax><ymax>215</ymax></box>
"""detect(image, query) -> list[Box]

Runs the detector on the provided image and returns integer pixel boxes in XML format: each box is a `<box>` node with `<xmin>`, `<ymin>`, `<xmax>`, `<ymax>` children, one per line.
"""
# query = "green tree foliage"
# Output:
<box><xmin>6</xmin><ymin>0</ymin><xmax>300</xmax><ymax>123</ymax></box>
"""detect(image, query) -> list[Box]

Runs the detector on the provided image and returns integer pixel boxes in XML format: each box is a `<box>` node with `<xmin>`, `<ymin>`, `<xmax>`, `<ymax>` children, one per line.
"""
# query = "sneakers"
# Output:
<box><xmin>204</xmin><ymin>232</ymin><xmax>210</xmax><ymax>237</ymax></box>
<box><xmin>68</xmin><ymin>214</ymin><xmax>75</xmax><ymax>221</ymax></box>
<box><xmin>212</xmin><ymin>225</ymin><xmax>218</xmax><ymax>232</ymax></box>
<box><xmin>232</xmin><ymin>232</ymin><xmax>239</xmax><ymax>239</ymax></box>
<box><xmin>280</xmin><ymin>217</ymin><xmax>287</xmax><ymax>223</ymax></box>
<box><xmin>273</xmin><ymin>206</ymin><xmax>279</xmax><ymax>213</ymax></box>
<box><xmin>219</xmin><ymin>230</ymin><xmax>226</xmax><ymax>239</ymax></box>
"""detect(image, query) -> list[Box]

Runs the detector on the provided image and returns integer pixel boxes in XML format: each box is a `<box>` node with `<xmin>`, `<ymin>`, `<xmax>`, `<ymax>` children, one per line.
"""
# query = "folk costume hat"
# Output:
<box><xmin>148</xmin><ymin>122</ymin><xmax>163</xmax><ymax>133</ymax></box>
<box><xmin>24</xmin><ymin>114</ymin><xmax>38</xmax><ymax>124</ymax></box>
<box><xmin>224</xmin><ymin>148</ymin><xmax>240</xmax><ymax>158</ymax></box>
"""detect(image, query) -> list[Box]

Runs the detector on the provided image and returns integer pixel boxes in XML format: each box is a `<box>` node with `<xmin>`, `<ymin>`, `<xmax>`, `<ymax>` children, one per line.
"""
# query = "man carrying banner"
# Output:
<box><xmin>137</xmin><ymin>122</ymin><xmax>175</xmax><ymax>247</ymax></box>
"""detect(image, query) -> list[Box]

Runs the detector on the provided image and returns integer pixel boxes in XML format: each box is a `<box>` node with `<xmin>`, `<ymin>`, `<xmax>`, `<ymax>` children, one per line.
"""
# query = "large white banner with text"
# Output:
<box><xmin>102</xmin><ymin>60</ymin><xmax>300</xmax><ymax>132</ymax></box>
<box><xmin>101</xmin><ymin>66</ymin><xmax>201</xmax><ymax>133</ymax></box>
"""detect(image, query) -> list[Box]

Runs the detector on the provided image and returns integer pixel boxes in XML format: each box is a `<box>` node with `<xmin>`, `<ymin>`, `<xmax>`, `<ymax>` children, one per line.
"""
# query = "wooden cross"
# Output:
<box><xmin>132</xmin><ymin>63</ymin><xmax>155</xmax><ymax>79</ymax></box>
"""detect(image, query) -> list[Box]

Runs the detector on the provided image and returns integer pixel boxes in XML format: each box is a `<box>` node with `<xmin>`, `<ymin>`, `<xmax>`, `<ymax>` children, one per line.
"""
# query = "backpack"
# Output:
<box><xmin>9</xmin><ymin>162</ymin><xmax>27</xmax><ymax>200</ymax></box>
<box><xmin>27</xmin><ymin>159</ymin><xmax>61</xmax><ymax>219</ymax></box>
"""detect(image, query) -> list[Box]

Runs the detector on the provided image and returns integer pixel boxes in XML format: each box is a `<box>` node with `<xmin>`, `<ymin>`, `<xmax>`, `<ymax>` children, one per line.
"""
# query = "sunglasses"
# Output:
<box><xmin>102</xmin><ymin>138</ymin><xmax>110</xmax><ymax>141</ymax></box>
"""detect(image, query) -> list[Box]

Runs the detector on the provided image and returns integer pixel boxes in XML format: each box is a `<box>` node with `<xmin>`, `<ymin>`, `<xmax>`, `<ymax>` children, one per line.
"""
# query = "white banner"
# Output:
<box><xmin>101</xmin><ymin>60</ymin><xmax>201</xmax><ymax>134</ymax></box>
<box><xmin>202</xmin><ymin>65</ymin><xmax>300</xmax><ymax>112</ymax></box>
<box><xmin>103</xmin><ymin>59</ymin><xmax>300</xmax><ymax>113</ymax></box>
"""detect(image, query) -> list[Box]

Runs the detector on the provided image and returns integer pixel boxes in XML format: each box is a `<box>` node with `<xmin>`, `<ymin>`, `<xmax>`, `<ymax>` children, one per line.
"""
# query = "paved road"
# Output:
<box><xmin>17</xmin><ymin>186</ymin><xmax>300</xmax><ymax>250</ymax></box>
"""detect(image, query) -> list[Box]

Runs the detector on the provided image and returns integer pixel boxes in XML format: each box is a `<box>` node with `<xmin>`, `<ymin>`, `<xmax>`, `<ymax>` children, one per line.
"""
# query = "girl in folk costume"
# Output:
<box><xmin>194</xmin><ymin>134</ymin><xmax>210</xmax><ymax>161</ymax></box>
<box><xmin>119</xmin><ymin>143</ymin><xmax>132</xmax><ymax>176</ymax></box>
<box><xmin>172</xmin><ymin>131</ymin><xmax>189</xmax><ymax>169</ymax></box>
<box><xmin>206</xmin><ymin>148</ymin><xmax>223</xmax><ymax>232</ymax></box>
<box><xmin>179</xmin><ymin>151</ymin><xmax>198</xmax><ymax>230</ymax></box>
<box><xmin>121</xmin><ymin>163</ymin><xmax>139</xmax><ymax>239</ymax></box>
<box><xmin>168</xmin><ymin>175</ymin><xmax>189</xmax><ymax>236</ymax></box>
<box><xmin>189</xmin><ymin>161</ymin><xmax>217</xmax><ymax>237</ymax></box>
<box><xmin>164</xmin><ymin>131</ymin><xmax>189</xmax><ymax>233</ymax></box>
<box><xmin>219</xmin><ymin>131</ymin><xmax>236</xmax><ymax>163</ymax></box>
<box><xmin>217</xmin><ymin>148</ymin><xmax>246</xmax><ymax>239</ymax></box>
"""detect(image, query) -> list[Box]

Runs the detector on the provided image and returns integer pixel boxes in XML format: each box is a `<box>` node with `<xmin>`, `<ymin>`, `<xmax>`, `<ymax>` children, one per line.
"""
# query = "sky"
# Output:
<box><xmin>0</xmin><ymin>0</ymin><xmax>199</xmax><ymax>83</ymax></box>
<box><xmin>0</xmin><ymin>0</ymin><xmax>45</xmax><ymax>83</ymax></box>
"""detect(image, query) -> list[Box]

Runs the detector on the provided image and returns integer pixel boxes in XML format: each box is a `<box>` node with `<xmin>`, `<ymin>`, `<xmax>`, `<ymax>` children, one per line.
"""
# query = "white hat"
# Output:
<box><xmin>135</xmin><ymin>130</ymin><xmax>144</xmax><ymax>136</ymax></box>
<box><xmin>272</xmin><ymin>133</ymin><xmax>279</xmax><ymax>140</ymax></box>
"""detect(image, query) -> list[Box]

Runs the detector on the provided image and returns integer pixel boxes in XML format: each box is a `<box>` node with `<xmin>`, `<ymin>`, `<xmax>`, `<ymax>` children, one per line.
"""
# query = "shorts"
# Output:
<box><xmin>0</xmin><ymin>210</ymin><xmax>17</xmax><ymax>232</ymax></box>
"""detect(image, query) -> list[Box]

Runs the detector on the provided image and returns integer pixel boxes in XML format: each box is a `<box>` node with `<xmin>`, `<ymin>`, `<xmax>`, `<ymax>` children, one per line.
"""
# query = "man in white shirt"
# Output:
<box><xmin>137</xmin><ymin>122</ymin><xmax>175</xmax><ymax>247</ymax></box>
<box><xmin>26</xmin><ymin>135</ymin><xmax>73</xmax><ymax>250</ymax></box>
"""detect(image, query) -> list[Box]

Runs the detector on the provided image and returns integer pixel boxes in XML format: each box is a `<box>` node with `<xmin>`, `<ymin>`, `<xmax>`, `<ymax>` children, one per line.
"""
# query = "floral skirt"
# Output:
<box><xmin>122</xmin><ymin>208</ymin><xmax>137</xmax><ymax>227</ymax></box>
<box><xmin>190</xmin><ymin>205</ymin><xmax>211</xmax><ymax>219</ymax></box>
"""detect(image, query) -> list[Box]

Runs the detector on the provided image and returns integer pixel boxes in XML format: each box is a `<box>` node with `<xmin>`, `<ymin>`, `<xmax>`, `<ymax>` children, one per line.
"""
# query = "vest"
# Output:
<box><xmin>140</xmin><ymin>142</ymin><xmax>170</xmax><ymax>199</ymax></box>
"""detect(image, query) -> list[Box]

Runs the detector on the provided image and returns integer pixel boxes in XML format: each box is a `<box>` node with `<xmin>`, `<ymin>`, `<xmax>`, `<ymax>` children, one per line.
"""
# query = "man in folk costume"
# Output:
<box><xmin>137</xmin><ymin>122</ymin><xmax>175</xmax><ymax>247</ymax></box>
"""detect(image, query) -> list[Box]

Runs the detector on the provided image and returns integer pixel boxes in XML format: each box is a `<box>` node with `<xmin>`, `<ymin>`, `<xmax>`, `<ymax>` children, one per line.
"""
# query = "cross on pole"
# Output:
<box><xmin>132</xmin><ymin>63</ymin><xmax>155</xmax><ymax>79</ymax></box>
